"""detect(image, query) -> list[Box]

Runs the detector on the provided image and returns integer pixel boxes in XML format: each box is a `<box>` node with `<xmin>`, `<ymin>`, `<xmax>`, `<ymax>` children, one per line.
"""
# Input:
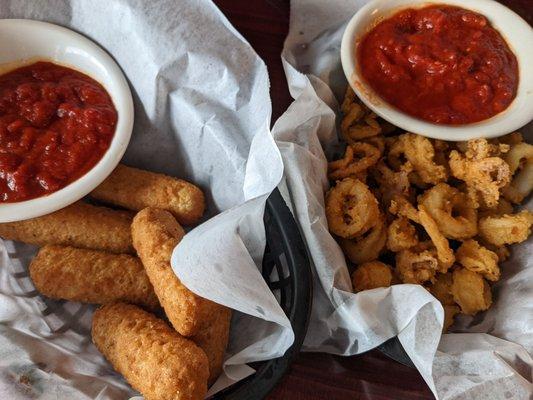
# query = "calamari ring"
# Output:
<box><xmin>339</xmin><ymin>215</ymin><xmax>387</xmax><ymax>264</ymax></box>
<box><xmin>325</xmin><ymin>178</ymin><xmax>379</xmax><ymax>238</ymax></box>
<box><xmin>451</xmin><ymin>268</ymin><xmax>492</xmax><ymax>315</ymax></box>
<box><xmin>503</xmin><ymin>142</ymin><xmax>533</xmax><ymax>204</ymax></box>
<box><xmin>361</xmin><ymin>136</ymin><xmax>385</xmax><ymax>156</ymax></box>
<box><xmin>395</xmin><ymin>248</ymin><xmax>439</xmax><ymax>284</ymax></box>
<box><xmin>419</xmin><ymin>183</ymin><xmax>477</xmax><ymax>240</ymax></box>
<box><xmin>386</xmin><ymin>217</ymin><xmax>418</xmax><ymax>252</ymax></box>
<box><xmin>449</xmin><ymin>150</ymin><xmax>511</xmax><ymax>208</ymax></box>
<box><xmin>456</xmin><ymin>239</ymin><xmax>500</xmax><ymax>281</ymax></box>
<box><xmin>328</xmin><ymin>143</ymin><xmax>380</xmax><ymax>180</ymax></box>
<box><xmin>418</xmin><ymin>205</ymin><xmax>455</xmax><ymax>272</ymax></box>
<box><xmin>351</xmin><ymin>261</ymin><xmax>393</xmax><ymax>292</ymax></box>
<box><xmin>478</xmin><ymin>211</ymin><xmax>533</xmax><ymax>246</ymax></box>
<box><xmin>340</xmin><ymin>88</ymin><xmax>382</xmax><ymax>142</ymax></box>
<box><xmin>389</xmin><ymin>134</ymin><xmax>448</xmax><ymax>185</ymax></box>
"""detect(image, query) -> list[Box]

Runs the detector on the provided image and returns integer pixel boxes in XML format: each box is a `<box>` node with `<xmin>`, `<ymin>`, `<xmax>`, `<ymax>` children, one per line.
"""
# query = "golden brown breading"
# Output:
<box><xmin>91</xmin><ymin>164</ymin><xmax>205</xmax><ymax>225</ymax></box>
<box><xmin>451</xmin><ymin>268</ymin><xmax>492</xmax><ymax>315</ymax></box>
<box><xmin>478</xmin><ymin>211</ymin><xmax>533</xmax><ymax>246</ymax></box>
<box><xmin>30</xmin><ymin>245</ymin><xmax>159</xmax><ymax>310</ymax></box>
<box><xmin>351</xmin><ymin>261</ymin><xmax>393</xmax><ymax>292</ymax></box>
<box><xmin>428</xmin><ymin>273</ymin><xmax>455</xmax><ymax>306</ymax></box>
<box><xmin>131</xmin><ymin>208</ymin><xmax>224</xmax><ymax>337</ymax></box>
<box><xmin>92</xmin><ymin>303</ymin><xmax>209</xmax><ymax>400</ymax></box>
<box><xmin>192</xmin><ymin>308</ymin><xmax>232</xmax><ymax>386</ymax></box>
<box><xmin>456</xmin><ymin>240</ymin><xmax>500</xmax><ymax>281</ymax></box>
<box><xmin>0</xmin><ymin>202</ymin><xmax>133</xmax><ymax>253</ymax></box>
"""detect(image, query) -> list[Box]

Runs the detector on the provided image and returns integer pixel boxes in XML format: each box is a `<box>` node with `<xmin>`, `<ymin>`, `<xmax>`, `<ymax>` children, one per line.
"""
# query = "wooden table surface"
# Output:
<box><xmin>212</xmin><ymin>1</ymin><xmax>532</xmax><ymax>399</ymax></box>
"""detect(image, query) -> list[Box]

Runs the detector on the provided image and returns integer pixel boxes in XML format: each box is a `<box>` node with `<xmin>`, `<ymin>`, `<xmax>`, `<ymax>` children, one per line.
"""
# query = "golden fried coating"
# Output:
<box><xmin>328</xmin><ymin>143</ymin><xmax>380</xmax><ymax>180</ymax></box>
<box><xmin>502</xmin><ymin>142</ymin><xmax>533</xmax><ymax>204</ymax></box>
<box><xmin>352</xmin><ymin>261</ymin><xmax>393</xmax><ymax>292</ymax></box>
<box><xmin>0</xmin><ymin>202</ymin><xmax>133</xmax><ymax>253</ymax></box>
<box><xmin>340</xmin><ymin>87</ymin><xmax>382</xmax><ymax>142</ymax></box>
<box><xmin>396</xmin><ymin>248</ymin><xmax>439</xmax><ymax>284</ymax></box>
<box><xmin>29</xmin><ymin>245</ymin><xmax>158</xmax><ymax>310</ymax></box>
<box><xmin>389</xmin><ymin>133</ymin><xmax>448</xmax><ymax>185</ymax></box>
<box><xmin>372</xmin><ymin>161</ymin><xmax>413</xmax><ymax>208</ymax></box>
<box><xmin>192</xmin><ymin>308</ymin><xmax>232</xmax><ymax>386</ymax></box>
<box><xmin>449</xmin><ymin>146</ymin><xmax>511</xmax><ymax>208</ymax></box>
<box><xmin>389</xmin><ymin>194</ymin><xmax>419</xmax><ymax>223</ymax></box>
<box><xmin>478</xmin><ymin>197</ymin><xmax>514</xmax><ymax>219</ymax></box>
<box><xmin>325</xmin><ymin>178</ymin><xmax>380</xmax><ymax>239</ymax></box>
<box><xmin>339</xmin><ymin>214</ymin><xmax>387</xmax><ymax>265</ymax></box>
<box><xmin>428</xmin><ymin>273</ymin><xmax>455</xmax><ymax>306</ymax></box>
<box><xmin>451</xmin><ymin>268</ymin><xmax>492</xmax><ymax>315</ymax></box>
<box><xmin>329</xmin><ymin>88</ymin><xmax>533</xmax><ymax>325</ymax></box>
<box><xmin>478</xmin><ymin>211</ymin><xmax>533</xmax><ymax>246</ymax></box>
<box><xmin>131</xmin><ymin>208</ymin><xmax>224</xmax><ymax>337</ymax></box>
<box><xmin>386</xmin><ymin>217</ymin><xmax>418</xmax><ymax>252</ymax></box>
<box><xmin>92</xmin><ymin>303</ymin><xmax>209</xmax><ymax>400</ymax></box>
<box><xmin>91</xmin><ymin>164</ymin><xmax>205</xmax><ymax>225</ymax></box>
<box><xmin>418</xmin><ymin>183</ymin><xmax>477</xmax><ymax>240</ymax></box>
<box><xmin>456</xmin><ymin>240</ymin><xmax>500</xmax><ymax>281</ymax></box>
<box><xmin>418</xmin><ymin>206</ymin><xmax>455</xmax><ymax>272</ymax></box>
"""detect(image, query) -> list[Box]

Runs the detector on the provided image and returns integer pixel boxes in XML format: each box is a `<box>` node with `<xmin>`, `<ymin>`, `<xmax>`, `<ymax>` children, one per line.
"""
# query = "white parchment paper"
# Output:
<box><xmin>0</xmin><ymin>0</ymin><xmax>292</xmax><ymax>398</ymax></box>
<box><xmin>278</xmin><ymin>0</ymin><xmax>533</xmax><ymax>398</ymax></box>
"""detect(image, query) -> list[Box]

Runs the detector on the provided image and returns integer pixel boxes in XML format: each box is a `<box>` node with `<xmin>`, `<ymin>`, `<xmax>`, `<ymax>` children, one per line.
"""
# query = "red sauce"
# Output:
<box><xmin>357</xmin><ymin>5</ymin><xmax>518</xmax><ymax>125</ymax></box>
<box><xmin>0</xmin><ymin>61</ymin><xmax>117</xmax><ymax>202</ymax></box>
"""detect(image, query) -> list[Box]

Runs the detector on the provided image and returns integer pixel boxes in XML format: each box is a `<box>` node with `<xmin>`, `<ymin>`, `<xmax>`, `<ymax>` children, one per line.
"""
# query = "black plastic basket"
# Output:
<box><xmin>378</xmin><ymin>337</ymin><xmax>415</xmax><ymax>368</ymax></box>
<box><xmin>214</xmin><ymin>188</ymin><xmax>312</xmax><ymax>399</ymax></box>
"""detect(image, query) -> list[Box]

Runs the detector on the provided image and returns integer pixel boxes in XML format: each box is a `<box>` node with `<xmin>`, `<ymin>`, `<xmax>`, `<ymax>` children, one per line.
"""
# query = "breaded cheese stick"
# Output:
<box><xmin>192</xmin><ymin>307</ymin><xmax>232</xmax><ymax>385</ymax></box>
<box><xmin>29</xmin><ymin>245</ymin><xmax>159</xmax><ymax>310</ymax></box>
<box><xmin>91</xmin><ymin>164</ymin><xmax>205</xmax><ymax>225</ymax></box>
<box><xmin>131</xmin><ymin>208</ymin><xmax>224</xmax><ymax>337</ymax></box>
<box><xmin>0</xmin><ymin>202</ymin><xmax>133</xmax><ymax>253</ymax></box>
<box><xmin>92</xmin><ymin>303</ymin><xmax>209</xmax><ymax>400</ymax></box>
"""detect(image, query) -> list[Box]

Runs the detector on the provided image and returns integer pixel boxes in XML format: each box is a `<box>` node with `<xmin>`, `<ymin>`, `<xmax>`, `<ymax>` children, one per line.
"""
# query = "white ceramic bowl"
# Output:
<box><xmin>0</xmin><ymin>19</ymin><xmax>133</xmax><ymax>223</ymax></box>
<box><xmin>340</xmin><ymin>0</ymin><xmax>533</xmax><ymax>141</ymax></box>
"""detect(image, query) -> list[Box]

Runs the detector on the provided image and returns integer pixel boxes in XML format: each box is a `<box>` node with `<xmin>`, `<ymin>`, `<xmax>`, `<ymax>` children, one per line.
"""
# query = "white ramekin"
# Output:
<box><xmin>340</xmin><ymin>0</ymin><xmax>533</xmax><ymax>141</ymax></box>
<box><xmin>0</xmin><ymin>19</ymin><xmax>133</xmax><ymax>222</ymax></box>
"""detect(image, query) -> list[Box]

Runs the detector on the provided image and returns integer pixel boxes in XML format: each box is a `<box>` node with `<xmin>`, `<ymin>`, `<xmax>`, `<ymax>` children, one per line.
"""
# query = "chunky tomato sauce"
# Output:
<box><xmin>357</xmin><ymin>5</ymin><xmax>518</xmax><ymax>125</ymax></box>
<box><xmin>0</xmin><ymin>62</ymin><xmax>117</xmax><ymax>202</ymax></box>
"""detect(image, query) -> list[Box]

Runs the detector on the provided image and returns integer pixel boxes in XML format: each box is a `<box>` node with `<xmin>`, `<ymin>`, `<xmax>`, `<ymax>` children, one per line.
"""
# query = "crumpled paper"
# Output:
<box><xmin>0</xmin><ymin>0</ymin><xmax>292</xmax><ymax>398</ymax></box>
<box><xmin>277</xmin><ymin>0</ymin><xmax>533</xmax><ymax>398</ymax></box>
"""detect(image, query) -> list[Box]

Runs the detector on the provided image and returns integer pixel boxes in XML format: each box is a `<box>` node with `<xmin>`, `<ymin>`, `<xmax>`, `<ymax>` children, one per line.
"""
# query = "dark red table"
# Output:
<box><xmin>213</xmin><ymin>1</ymin><xmax>532</xmax><ymax>399</ymax></box>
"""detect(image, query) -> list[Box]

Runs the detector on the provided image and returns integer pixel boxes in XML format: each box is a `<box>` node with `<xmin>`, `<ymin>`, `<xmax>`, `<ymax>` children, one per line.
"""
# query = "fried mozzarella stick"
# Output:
<box><xmin>91</xmin><ymin>164</ymin><xmax>205</xmax><ymax>225</ymax></box>
<box><xmin>92</xmin><ymin>303</ymin><xmax>209</xmax><ymax>400</ymax></box>
<box><xmin>131</xmin><ymin>208</ymin><xmax>224</xmax><ymax>337</ymax></box>
<box><xmin>29</xmin><ymin>245</ymin><xmax>159</xmax><ymax>310</ymax></box>
<box><xmin>192</xmin><ymin>307</ymin><xmax>232</xmax><ymax>385</ymax></box>
<box><xmin>0</xmin><ymin>202</ymin><xmax>133</xmax><ymax>254</ymax></box>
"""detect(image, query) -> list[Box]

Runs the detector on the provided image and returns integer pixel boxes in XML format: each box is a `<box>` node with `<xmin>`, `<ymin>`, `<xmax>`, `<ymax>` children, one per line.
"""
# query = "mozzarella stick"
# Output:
<box><xmin>92</xmin><ymin>303</ymin><xmax>209</xmax><ymax>400</ymax></box>
<box><xmin>131</xmin><ymin>208</ymin><xmax>223</xmax><ymax>337</ymax></box>
<box><xmin>0</xmin><ymin>202</ymin><xmax>133</xmax><ymax>253</ymax></box>
<box><xmin>192</xmin><ymin>308</ymin><xmax>232</xmax><ymax>385</ymax></box>
<box><xmin>29</xmin><ymin>245</ymin><xmax>159</xmax><ymax>310</ymax></box>
<box><xmin>91</xmin><ymin>164</ymin><xmax>205</xmax><ymax>225</ymax></box>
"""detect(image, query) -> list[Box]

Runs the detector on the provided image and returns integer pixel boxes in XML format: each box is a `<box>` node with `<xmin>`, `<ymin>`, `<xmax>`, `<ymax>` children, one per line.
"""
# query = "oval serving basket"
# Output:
<box><xmin>214</xmin><ymin>188</ymin><xmax>313</xmax><ymax>399</ymax></box>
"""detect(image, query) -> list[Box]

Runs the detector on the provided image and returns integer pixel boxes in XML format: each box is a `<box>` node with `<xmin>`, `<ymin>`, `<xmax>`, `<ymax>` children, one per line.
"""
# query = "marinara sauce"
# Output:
<box><xmin>357</xmin><ymin>5</ymin><xmax>518</xmax><ymax>125</ymax></box>
<box><xmin>0</xmin><ymin>62</ymin><xmax>117</xmax><ymax>202</ymax></box>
